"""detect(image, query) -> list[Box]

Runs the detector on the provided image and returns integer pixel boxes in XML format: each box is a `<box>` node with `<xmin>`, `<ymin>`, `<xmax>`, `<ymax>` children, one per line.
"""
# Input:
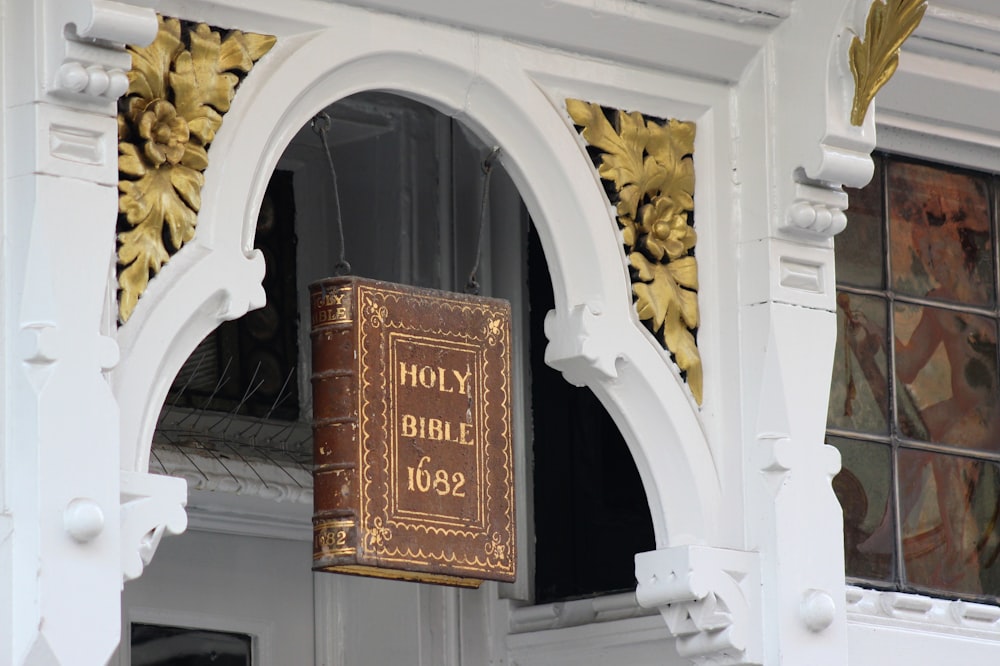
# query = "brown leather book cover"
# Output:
<box><xmin>311</xmin><ymin>276</ymin><xmax>515</xmax><ymax>587</ymax></box>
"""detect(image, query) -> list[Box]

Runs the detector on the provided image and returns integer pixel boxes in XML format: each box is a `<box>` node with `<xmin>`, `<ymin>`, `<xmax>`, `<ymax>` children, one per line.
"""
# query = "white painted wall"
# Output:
<box><xmin>118</xmin><ymin>528</ymin><xmax>314</xmax><ymax>665</ymax></box>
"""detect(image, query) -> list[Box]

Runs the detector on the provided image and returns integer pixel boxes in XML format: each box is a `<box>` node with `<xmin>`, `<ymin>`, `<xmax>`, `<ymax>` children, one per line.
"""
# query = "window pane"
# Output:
<box><xmin>888</xmin><ymin>160</ymin><xmax>995</xmax><ymax>307</ymax></box>
<box><xmin>131</xmin><ymin>623</ymin><xmax>252</xmax><ymax>665</ymax></box>
<box><xmin>893</xmin><ymin>303</ymin><xmax>1000</xmax><ymax>451</ymax></box>
<box><xmin>839</xmin><ymin>156</ymin><xmax>885</xmax><ymax>289</ymax></box>
<box><xmin>829</xmin><ymin>293</ymin><xmax>889</xmax><ymax>434</ymax></box>
<box><xmin>831</xmin><ymin>152</ymin><xmax>1000</xmax><ymax>604</ymax></box>
<box><xmin>829</xmin><ymin>436</ymin><xmax>895</xmax><ymax>583</ymax></box>
<box><xmin>898</xmin><ymin>449</ymin><xmax>1000</xmax><ymax>599</ymax></box>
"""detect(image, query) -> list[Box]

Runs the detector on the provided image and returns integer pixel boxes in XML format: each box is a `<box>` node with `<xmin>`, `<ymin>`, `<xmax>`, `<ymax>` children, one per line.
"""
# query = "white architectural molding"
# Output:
<box><xmin>42</xmin><ymin>0</ymin><xmax>157</xmax><ymax>106</ymax></box>
<box><xmin>769</xmin><ymin>0</ymin><xmax>874</xmax><ymax>243</ymax></box>
<box><xmin>877</xmin><ymin>12</ymin><xmax>1000</xmax><ymax>148</ymax></box>
<box><xmin>505</xmin><ymin>613</ymin><xmax>673</xmax><ymax>666</ymax></box>
<box><xmin>183</xmin><ymin>489</ymin><xmax>312</xmax><ymax>542</ymax></box>
<box><xmin>845</xmin><ymin>586</ymin><xmax>1000</xmax><ymax>664</ymax></box>
<box><xmin>784</xmin><ymin>181</ymin><xmax>849</xmax><ymax>238</ymax></box>
<box><xmin>634</xmin><ymin>0</ymin><xmax>791</xmax><ymax>26</ymax></box>
<box><xmin>120</xmin><ymin>471</ymin><xmax>187</xmax><ymax>582</ymax></box>
<box><xmin>5</xmin><ymin>124</ymin><xmax>125</xmax><ymax>666</ymax></box>
<box><xmin>0</xmin><ymin>0</ymin><xmax>161</xmax><ymax>660</ymax></box>
<box><xmin>543</xmin><ymin>303</ymin><xmax>623</xmax><ymax>384</ymax></box>
<box><xmin>148</xmin><ymin>445</ymin><xmax>312</xmax><ymax>505</ymax></box>
<box><xmin>509</xmin><ymin>593</ymin><xmax>657</xmax><ymax>634</ymax></box>
<box><xmin>907</xmin><ymin>3</ymin><xmax>1000</xmax><ymax>69</ymax></box>
<box><xmin>733</xmin><ymin>7</ymin><xmax>881</xmax><ymax>658</ymax></box>
<box><xmin>634</xmin><ymin>545</ymin><xmax>762</xmax><ymax>665</ymax></box>
<box><xmin>146</xmin><ymin>446</ymin><xmax>312</xmax><ymax>541</ymax></box>
<box><xmin>739</xmin><ymin>302</ymin><xmax>849</xmax><ymax>666</ymax></box>
<box><xmin>115</xmin><ymin>246</ymin><xmax>267</xmax><ymax>473</ymax></box>
<box><xmin>171</xmin><ymin>0</ymin><xmax>768</xmax><ymax>83</ymax></box>
<box><xmin>112</xmin><ymin>6</ymin><xmax>725</xmax><ymax>559</ymax></box>
<box><xmin>846</xmin><ymin>586</ymin><xmax>1000</xmax><ymax>638</ymax></box>
<box><xmin>5</xmin><ymin>102</ymin><xmax>120</xmax><ymax>185</ymax></box>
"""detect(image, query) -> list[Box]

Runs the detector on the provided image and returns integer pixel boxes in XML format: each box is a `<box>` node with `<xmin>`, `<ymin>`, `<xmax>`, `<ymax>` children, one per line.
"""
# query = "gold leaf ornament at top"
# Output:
<box><xmin>849</xmin><ymin>0</ymin><xmax>927</xmax><ymax>126</ymax></box>
<box><xmin>566</xmin><ymin>99</ymin><xmax>702</xmax><ymax>404</ymax></box>
<box><xmin>117</xmin><ymin>16</ymin><xmax>276</xmax><ymax>322</ymax></box>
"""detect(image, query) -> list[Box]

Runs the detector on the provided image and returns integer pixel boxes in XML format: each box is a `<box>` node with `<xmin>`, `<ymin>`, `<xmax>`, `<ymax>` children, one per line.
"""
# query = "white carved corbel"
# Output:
<box><xmin>635</xmin><ymin>545</ymin><xmax>763</xmax><ymax>665</ymax></box>
<box><xmin>43</xmin><ymin>0</ymin><xmax>158</xmax><ymax>104</ymax></box>
<box><xmin>120</xmin><ymin>470</ymin><xmax>188</xmax><ymax>582</ymax></box>
<box><xmin>772</xmin><ymin>0</ymin><xmax>876</xmax><ymax>244</ymax></box>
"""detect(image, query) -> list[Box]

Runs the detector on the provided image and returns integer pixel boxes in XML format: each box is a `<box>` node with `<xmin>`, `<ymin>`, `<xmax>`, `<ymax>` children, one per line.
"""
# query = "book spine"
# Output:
<box><xmin>310</xmin><ymin>279</ymin><xmax>360</xmax><ymax>568</ymax></box>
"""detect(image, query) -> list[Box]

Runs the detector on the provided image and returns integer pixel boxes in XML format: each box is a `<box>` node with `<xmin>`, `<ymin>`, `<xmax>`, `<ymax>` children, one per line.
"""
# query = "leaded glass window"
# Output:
<box><xmin>830</xmin><ymin>153</ymin><xmax>1000</xmax><ymax>602</ymax></box>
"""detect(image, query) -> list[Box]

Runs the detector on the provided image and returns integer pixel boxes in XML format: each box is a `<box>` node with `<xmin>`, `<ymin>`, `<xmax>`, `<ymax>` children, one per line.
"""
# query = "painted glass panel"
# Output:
<box><xmin>839</xmin><ymin>156</ymin><xmax>885</xmax><ymax>288</ymax></box>
<box><xmin>829</xmin><ymin>293</ymin><xmax>889</xmax><ymax>434</ymax></box>
<box><xmin>888</xmin><ymin>161</ymin><xmax>994</xmax><ymax>307</ymax></box>
<box><xmin>893</xmin><ymin>303</ymin><xmax>1000</xmax><ymax>451</ymax></box>
<box><xmin>830</xmin><ymin>436</ymin><xmax>895</xmax><ymax>582</ymax></box>
<box><xmin>897</xmin><ymin>450</ymin><xmax>1000</xmax><ymax>598</ymax></box>
<box><xmin>830</xmin><ymin>153</ymin><xmax>1000</xmax><ymax>604</ymax></box>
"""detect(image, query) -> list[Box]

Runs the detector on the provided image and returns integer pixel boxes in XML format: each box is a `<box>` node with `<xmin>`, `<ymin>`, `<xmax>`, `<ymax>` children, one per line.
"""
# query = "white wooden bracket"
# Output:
<box><xmin>635</xmin><ymin>545</ymin><xmax>763</xmax><ymax>666</ymax></box>
<box><xmin>772</xmin><ymin>0</ymin><xmax>875</xmax><ymax>243</ymax></box>
<box><xmin>120</xmin><ymin>471</ymin><xmax>188</xmax><ymax>582</ymax></box>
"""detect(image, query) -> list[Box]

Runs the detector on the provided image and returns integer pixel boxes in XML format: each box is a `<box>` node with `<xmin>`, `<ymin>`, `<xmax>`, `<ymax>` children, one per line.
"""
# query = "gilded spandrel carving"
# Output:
<box><xmin>117</xmin><ymin>16</ymin><xmax>276</xmax><ymax>323</ymax></box>
<box><xmin>566</xmin><ymin>99</ymin><xmax>702</xmax><ymax>404</ymax></box>
<box><xmin>849</xmin><ymin>0</ymin><xmax>927</xmax><ymax>126</ymax></box>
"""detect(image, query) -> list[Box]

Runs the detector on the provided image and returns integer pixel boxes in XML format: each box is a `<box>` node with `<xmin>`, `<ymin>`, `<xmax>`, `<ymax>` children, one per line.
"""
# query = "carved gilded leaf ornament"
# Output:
<box><xmin>849</xmin><ymin>0</ymin><xmax>927</xmax><ymax>126</ymax></box>
<box><xmin>566</xmin><ymin>99</ymin><xmax>702</xmax><ymax>404</ymax></box>
<box><xmin>117</xmin><ymin>16</ymin><xmax>276</xmax><ymax>322</ymax></box>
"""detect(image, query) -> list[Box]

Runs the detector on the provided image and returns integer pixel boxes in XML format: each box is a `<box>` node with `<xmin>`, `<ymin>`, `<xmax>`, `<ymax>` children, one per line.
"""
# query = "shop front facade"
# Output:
<box><xmin>3</xmin><ymin>0</ymin><xmax>1000</xmax><ymax>664</ymax></box>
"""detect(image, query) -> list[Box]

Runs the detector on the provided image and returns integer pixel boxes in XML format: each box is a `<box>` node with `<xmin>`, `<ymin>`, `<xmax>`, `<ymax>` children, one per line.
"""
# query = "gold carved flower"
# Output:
<box><xmin>638</xmin><ymin>198</ymin><xmax>697</xmax><ymax>262</ymax></box>
<box><xmin>137</xmin><ymin>99</ymin><xmax>189</xmax><ymax>166</ymax></box>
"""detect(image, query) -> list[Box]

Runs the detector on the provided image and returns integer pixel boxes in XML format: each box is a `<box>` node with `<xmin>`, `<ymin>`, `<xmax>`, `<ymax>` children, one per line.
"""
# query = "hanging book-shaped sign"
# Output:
<box><xmin>310</xmin><ymin>276</ymin><xmax>515</xmax><ymax>587</ymax></box>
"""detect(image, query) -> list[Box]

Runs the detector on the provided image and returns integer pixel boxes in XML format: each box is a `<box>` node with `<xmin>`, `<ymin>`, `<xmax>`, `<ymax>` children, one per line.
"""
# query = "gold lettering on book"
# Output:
<box><xmin>313</xmin><ymin>518</ymin><xmax>355</xmax><ymax>558</ymax></box>
<box><xmin>406</xmin><ymin>456</ymin><xmax>468</xmax><ymax>497</ymax></box>
<box><xmin>400</xmin><ymin>414</ymin><xmax>474</xmax><ymax>445</ymax></box>
<box><xmin>399</xmin><ymin>363</ymin><xmax>473</xmax><ymax>394</ymax></box>
<box><xmin>312</xmin><ymin>287</ymin><xmax>351</xmax><ymax>325</ymax></box>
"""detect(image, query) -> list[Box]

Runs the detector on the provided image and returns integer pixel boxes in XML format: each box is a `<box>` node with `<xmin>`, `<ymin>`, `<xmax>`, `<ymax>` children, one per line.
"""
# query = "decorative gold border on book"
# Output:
<box><xmin>317</xmin><ymin>564</ymin><xmax>483</xmax><ymax>588</ymax></box>
<box><xmin>567</xmin><ymin>99</ymin><xmax>702</xmax><ymax>404</ymax></box>
<box><xmin>355</xmin><ymin>285</ymin><xmax>515</xmax><ymax>576</ymax></box>
<box><xmin>117</xmin><ymin>15</ymin><xmax>276</xmax><ymax>323</ymax></box>
<box><xmin>387</xmin><ymin>334</ymin><xmax>487</xmax><ymax>532</ymax></box>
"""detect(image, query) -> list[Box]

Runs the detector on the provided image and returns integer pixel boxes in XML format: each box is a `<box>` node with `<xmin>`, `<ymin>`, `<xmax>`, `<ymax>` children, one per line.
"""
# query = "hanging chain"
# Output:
<box><xmin>311</xmin><ymin>111</ymin><xmax>351</xmax><ymax>276</ymax></box>
<box><xmin>466</xmin><ymin>147</ymin><xmax>502</xmax><ymax>295</ymax></box>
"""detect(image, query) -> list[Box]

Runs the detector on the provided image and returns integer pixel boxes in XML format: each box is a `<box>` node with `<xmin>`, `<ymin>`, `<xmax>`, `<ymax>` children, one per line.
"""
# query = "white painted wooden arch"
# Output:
<box><xmin>112</xmin><ymin>19</ymin><xmax>723</xmax><ymax>549</ymax></box>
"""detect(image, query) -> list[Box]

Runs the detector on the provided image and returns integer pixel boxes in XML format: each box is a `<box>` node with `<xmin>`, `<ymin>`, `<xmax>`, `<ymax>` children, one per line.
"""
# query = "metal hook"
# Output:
<box><xmin>311</xmin><ymin>111</ymin><xmax>332</xmax><ymax>136</ymax></box>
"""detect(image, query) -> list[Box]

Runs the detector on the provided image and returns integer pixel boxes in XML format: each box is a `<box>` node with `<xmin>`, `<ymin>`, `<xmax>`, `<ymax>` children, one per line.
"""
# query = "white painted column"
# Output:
<box><xmin>1</xmin><ymin>1</ymin><xmax>157</xmax><ymax>663</ymax></box>
<box><xmin>736</xmin><ymin>1</ymin><xmax>874</xmax><ymax>664</ymax></box>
